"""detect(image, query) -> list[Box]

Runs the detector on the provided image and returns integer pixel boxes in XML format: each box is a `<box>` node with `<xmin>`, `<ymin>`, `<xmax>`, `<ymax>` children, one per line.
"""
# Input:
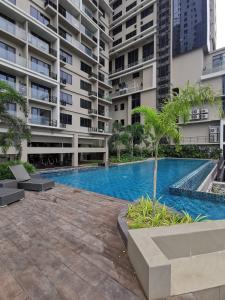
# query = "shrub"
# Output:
<box><xmin>0</xmin><ymin>160</ymin><xmax>36</xmax><ymax>180</ymax></box>
<box><xmin>127</xmin><ymin>197</ymin><xmax>205</xmax><ymax>229</ymax></box>
<box><xmin>109</xmin><ymin>154</ymin><xmax>145</xmax><ymax>163</ymax></box>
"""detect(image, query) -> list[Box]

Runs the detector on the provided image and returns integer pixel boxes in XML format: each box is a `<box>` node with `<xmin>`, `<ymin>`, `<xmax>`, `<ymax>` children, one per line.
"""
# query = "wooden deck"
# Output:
<box><xmin>0</xmin><ymin>185</ymin><xmax>145</xmax><ymax>300</ymax></box>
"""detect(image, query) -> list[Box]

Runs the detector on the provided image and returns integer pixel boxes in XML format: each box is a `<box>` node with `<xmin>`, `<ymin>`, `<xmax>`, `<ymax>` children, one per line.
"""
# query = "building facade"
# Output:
<box><xmin>0</xmin><ymin>0</ymin><xmax>112</xmax><ymax>168</ymax></box>
<box><xmin>0</xmin><ymin>0</ymin><xmax>224</xmax><ymax>167</ymax></box>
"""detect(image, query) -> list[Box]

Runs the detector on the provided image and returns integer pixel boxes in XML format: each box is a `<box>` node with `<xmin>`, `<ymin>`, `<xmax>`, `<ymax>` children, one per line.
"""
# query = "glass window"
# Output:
<box><xmin>112</xmin><ymin>25</ymin><xmax>122</xmax><ymax>36</ymax></box>
<box><xmin>31</xmin><ymin>57</ymin><xmax>50</xmax><ymax>76</ymax></box>
<box><xmin>141</xmin><ymin>21</ymin><xmax>153</xmax><ymax>32</ymax></box>
<box><xmin>141</xmin><ymin>5</ymin><xmax>153</xmax><ymax>19</ymax></box>
<box><xmin>30</xmin><ymin>6</ymin><xmax>50</xmax><ymax>25</ymax></box>
<box><xmin>60</xmin><ymin>49</ymin><xmax>72</xmax><ymax>64</ymax></box>
<box><xmin>128</xmin><ymin>49</ymin><xmax>138</xmax><ymax>66</ymax></box>
<box><xmin>115</xmin><ymin>55</ymin><xmax>124</xmax><ymax>72</ymax></box>
<box><xmin>80</xmin><ymin>98</ymin><xmax>91</xmax><ymax>109</ymax></box>
<box><xmin>60</xmin><ymin>91</ymin><xmax>72</xmax><ymax>105</ymax></box>
<box><xmin>113</xmin><ymin>0</ymin><xmax>122</xmax><ymax>10</ymax></box>
<box><xmin>126</xmin><ymin>16</ymin><xmax>136</xmax><ymax>28</ymax></box>
<box><xmin>120</xmin><ymin>103</ymin><xmax>124</xmax><ymax>110</ymax></box>
<box><xmin>80</xmin><ymin>117</ymin><xmax>91</xmax><ymax>127</ymax></box>
<box><xmin>143</xmin><ymin>42</ymin><xmax>154</xmax><ymax>60</ymax></box>
<box><xmin>80</xmin><ymin>80</ymin><xmax>91</xmax><ymax>92</ymax></box>
<box><xmin>60</xmin><ymin>70</ymin><xmax>72</xmax><ymax>84</ymax></box>
<box><xmin>126</xmin><ymin>30</ymin><xmax>136</xmax><ymax>40</ymax></box>
<box><xmin>31</xmin><ymin>82</ymin><xmax>50</xmax><ymax>100</ymax></box>
<box><xmin>60</xmin><ymin>113</ymin><xmax>72</xmax><ymax>125</ymax></box>
<box><xmin>126</xmin><ymin>1</ymin><xmax>137</xmax><ymax>12</ymax></box>
<box><xmin>0</xmin><ymin>41</ymin><xmax>16</xmax><ymax>63</ymax></box>
<box><xmin>0</xmin><ymin>71</ymin><xmax>16</xmax><ymax>88</ymax></box>
<box><xmin>80</xmin><ymin>61</ymin><xmax>92</xmax><ymax>74</ymax></box>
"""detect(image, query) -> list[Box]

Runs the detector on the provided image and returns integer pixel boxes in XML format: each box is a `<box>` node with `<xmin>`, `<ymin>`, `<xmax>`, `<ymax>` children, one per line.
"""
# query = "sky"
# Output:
<box><xmin>216</xmin><ymin>0</ymin><xmax>225</xmax><ymax>49</ymax></box>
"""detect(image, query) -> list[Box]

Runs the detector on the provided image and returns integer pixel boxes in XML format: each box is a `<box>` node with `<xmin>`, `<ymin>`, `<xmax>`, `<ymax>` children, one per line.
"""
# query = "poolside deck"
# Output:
<box><xmin>0</xmin><ymin>185</ymin><xmax>145</xmax><ymax>300</ymax></box>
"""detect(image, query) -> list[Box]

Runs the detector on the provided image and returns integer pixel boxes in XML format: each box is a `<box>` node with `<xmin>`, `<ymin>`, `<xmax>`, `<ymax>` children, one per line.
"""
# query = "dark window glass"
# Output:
<box><xmin>128</xmin><ymin>49</ymin><xmax>138</xmax><ymax>66</ymax></box>
<box><xmin>113</xmin><ymin>38</ymin><xmax>122</xmax><ymax>47</ymax></box>
<box><xmin>132</xmin><ymin>113</ymin><xmax>140</xmax><ymax>124</ymax></box>
<box><xmin>60</xmin><ymin>91</ymin><xmax>72</xmax><ymax>105</ymax></box>
<box><xmin>112</xmin><ymin>25</ymin><xmax>122</xmax><ymax>36</ymax></box>
<box><xmin>120</xmin><ymin>103</ymin><xmax>124</xmax><ymax>110</ymax></box>
<box><xmin>126</xmin><ymin>16</ymin><xmax>136</xmax><ymax>28</ymax></box>
<box><xmin>132</xmin><ymin>93</ymin><xmax>140</xmax><ymax>108</ymax></box>
<box><xmin>120</xmin><ymin>119</ymin><xmax>124</xmax><ymax>126</ymax></box>
<box><xmin>100</xmin><ymin>56</ymin><xmax>105</xmax><ymax>66</ymax></box>
<box><xmin>113</xmin><ymin>11</ymin><xmax>122</xmax><ymax>21</ymax></box>
<box><xmin>98</xmin><ymin>121</ymin><xmax>105</xmax><ymax>130</ymax></box>
<box><xmin>80</xmin><ymin>80</ymin><xmax>91</xmax><ymax>92</ymax></box>
<box><xmin>31</xmin><ymin>57</ymin><xmax>50</xmax><ymax>76</ymax></box>
<box><xmin>60</xmin><ymin>70</ymin><xmax>72</xmax><ymax>84</ymax></box>
<box><xmin>114</xmin><ymin>104</ymin><xmax>118</xmax><ymax>111</ymax></box>
<box><xmin>60</xmin><ymin>113</ymin><xmax>72</xmax><ymax>125</ymax></box>
<box><xmin>113</xmin><ymin>0</ymin><xmax>122</xmax><ymax>10</ymax></box>
<box><xmin>126</xmin><ymin>30</ymin><xmax>136</xmax><ymax>40</ymax></box>
<box><xmin>80</xmin><ymin>117</ymin><xmax>91</xmax><ymax>127</ymax></box>
<box><xmin>141</xmin><ymin>5</ymin><xmax>153</xmax><ymax>19</ymax></box>
<box><xmin>80</xmin><ymin>98</ymin><xmax>91</xmax><ymax>109</ymax></box>
<box><xmin>133</xmin><ymin>72</ymin><xmax>139</xmax><ymax>78</ymax></box>
<box><xmin>80</xmin><ymin>61</ymin><xmax>92</xmax><ymax>74</ymax></box>
<box><xmin>60</xmin><ymin>49</ymin><xmax>72</xmax><ymax>64</ymax></box>
<box><xmin>115</xmin><ymin>55</ymin><xmax>124</xmax><ymax>72</ymax></box>
<box><xmin>100</xmin><ymin>40</ymin><xmax>105</xmax><ymax>50</ymax></box>
<box><xmin>99</xmin><ymin>6</ymin><xmax>105</xmax><ymax>18</ymax></box>
<box><xmin>141</xmin><ymin>20</ymin><xmax>153</xmax><ymax>32</ymax></box>
<box><xmin>143</xmin><ymin>42</ymin><xmax>154</xmax><ymax>60</ymax></box>
<box><xmin>126</xmin><ymin>1</ymin><xmax>137</xmax><ymax>12</ymax></box>
<box><xmin>30</xmin><ymin>6</ymin><xmax>50</xmax><ymax>25</ymax></box>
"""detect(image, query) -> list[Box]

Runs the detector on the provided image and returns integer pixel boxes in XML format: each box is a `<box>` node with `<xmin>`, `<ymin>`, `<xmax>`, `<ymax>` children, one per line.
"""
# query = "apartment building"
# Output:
<box><xmin>0</xmin><ymin>0</ymin><xmax>112</xmax><ymax>168</ymax></box>
<box><xmin>109</xmin><ymin>0</ymin><xmax>225</xmax><ymax>153</ymax></box>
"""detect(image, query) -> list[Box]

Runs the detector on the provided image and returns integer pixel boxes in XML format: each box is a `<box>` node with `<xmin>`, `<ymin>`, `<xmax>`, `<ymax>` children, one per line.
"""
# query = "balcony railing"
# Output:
<box><xmin>111</xmin><ymin>83</ymin><xmax>143</xmax><ymax>98</ymax></box>
<box><xmin>0</xmin><ymin>49</ymin><xmax>27</xmax><ymax>67</ymax></box>
<box><xmin>110</xmin><ymin>55</ymin><xmax>154</xmax><ymax>75</ymax></box>
<box><xmin>88</xmin><ymin>91</ymin><xmax>98</xmax><ymax>98</ymax></box>
<box><xmin>30</xmin><ymin>90</ymin><xmax>57</xmax><ymax>103</ymax></box>
<box><xmin>88</xmin><ymin>127</ymin><xmax>111</xmax><ymax>134</ymax></box>
<box><xmin>88</xmin><ymin>72</ymin><xmax>98</xmax><ymax>80</ymax></box>
<box><xmin>88</xmin><ymin>109</ymin><xmax>98</xmax><ymax>115</ymax></box>
<box><xmin>29</xmin><ymin>116</ymin><xmax>57</xmax><ymax>127</ymax></box>
<box><xmin>181</xmin><ymin>135</ymin><xmax>220</xmax><ymax>145</ymax></box>
<box><xmin>68</xmin><ymin>0</ymin><xmax>80</xmax><ymax>9</ymax></box>
<box><xmin>98</xmin><ymin>93</ymin><xmax>112</xmax><ymax>103</ymax></box>
<box><xmin>0</xmin><ymin>17</ymin><xmax>26</xmax><ymax>40</ymax></box>
<box><xmin>98</xmin><ymin>74</ymin><xmax>111</xmax><ymax>86</ymax></box>
<box><xmin>45</xmin><ymin>0</ymin><xmax>57</xmax><ymax>10</ymax></box>
<box><xmin>30</xmin><ymin>61</ymin><xmax>57</xmax><ymax>79</ymax></box>
<box><xmin>59</xmin><ymin>8</ymin><xmax>79</xmax><ymax>29</ymax></box>
<box><xmin>203</xmin><ymin>63</ymin><xmax>225</xmax><ymax>75</ymax></box>
<box><xmin>80</xmin><ymin>24</ymin><xmax>97</xmax><ymax>43</ymax></box>
<box><xmin>28</xmin><ymin>34</ymin><xmax>57</xmax><ymax>57</ymax></box>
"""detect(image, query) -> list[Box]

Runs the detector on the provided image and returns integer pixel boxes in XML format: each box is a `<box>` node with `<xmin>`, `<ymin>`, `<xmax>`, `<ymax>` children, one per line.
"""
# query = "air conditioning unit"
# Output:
<box><xmin>201</xmin><ymin>113</ymin><xmax>208</xmax><ymax>120</ymax></box>
<box><xmin>201</xmin><ymin>108</ymin><xmax>208</xmax><ymax>114</ymax></box>
<box><xmin>192</xmin><ymin>108</ymin><xmax>200</xmax><ymax>114</ymax></box>
<box><xmin>209</xmin><ymin>126</ymin><xmax>220</xmax><ymax>134</ymax></box>
<box><xmin>191</xmin><ymin>114</ymin><xmax>200</xmax><ymax>120</ymax></box>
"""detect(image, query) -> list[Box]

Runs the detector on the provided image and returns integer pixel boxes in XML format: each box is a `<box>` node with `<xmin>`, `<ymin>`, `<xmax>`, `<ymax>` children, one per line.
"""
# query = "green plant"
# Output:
<box><xmin>109</xmin><ymin>121</ymin><xmax>130</xmax><ymax>160</ymax></box>
<box><xmin>133</xmin><ymin>84</ymin><xmax>221</xmax><ymax>199</ymax></box>
<box><xmin>0</xmin><ymin>160</ymin><xmax>36</xmax><ymax>180</ymax></box>
<box><xmin>0</xmin><ymin>81</ymin><xmax>31</xmax><ymax>157</ymax></box>
<box><xmin>109</xmin><ymin>154</ymin><xmax>146</xmax><ymax>163</ymax></box>
<box><xmin>127</xmin><ymin>197</ymin><xmax>206</xmax><ymax>229</ymax></box>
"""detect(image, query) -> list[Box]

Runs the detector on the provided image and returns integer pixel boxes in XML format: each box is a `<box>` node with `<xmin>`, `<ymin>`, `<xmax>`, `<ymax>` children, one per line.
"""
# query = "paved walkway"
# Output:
<box><xmin>0</xmin><ymin>185</ymin><xmax>145</xmax><ymax>300</ymax></box>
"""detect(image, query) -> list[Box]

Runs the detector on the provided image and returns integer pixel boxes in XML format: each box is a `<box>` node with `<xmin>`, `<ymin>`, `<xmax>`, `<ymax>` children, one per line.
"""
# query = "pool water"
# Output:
<box><xmin>43</xmin><ymin>159</ymin><xmax>225</xmax><ymax>220</ymax></box>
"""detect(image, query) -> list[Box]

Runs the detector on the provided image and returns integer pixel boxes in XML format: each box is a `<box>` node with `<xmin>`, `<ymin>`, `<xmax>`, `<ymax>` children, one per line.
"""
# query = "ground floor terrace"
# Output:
<box><xmin>0</xmin><ymin>185</ymin><xmax>145</xmax><ymax>300</ymax></box>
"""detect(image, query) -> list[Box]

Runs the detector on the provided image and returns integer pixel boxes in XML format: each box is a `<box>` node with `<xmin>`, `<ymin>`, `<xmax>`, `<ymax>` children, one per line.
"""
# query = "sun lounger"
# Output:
<box><xmin>9</xmin><ymin>165</ymin><xmax>55</xmax><ymax>192</ymax></box>
<box><xmin>0</xmin><ymin>188</ymin><xmax>24</xmax><ymax>207</ymax></box>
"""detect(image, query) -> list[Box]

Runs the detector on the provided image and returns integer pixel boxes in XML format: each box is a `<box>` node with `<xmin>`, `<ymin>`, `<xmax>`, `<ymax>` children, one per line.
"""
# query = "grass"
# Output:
<box><xmin>127</xmin><ymin>197</ymin><xmax>206</xmax><ymax>229</ymax></box>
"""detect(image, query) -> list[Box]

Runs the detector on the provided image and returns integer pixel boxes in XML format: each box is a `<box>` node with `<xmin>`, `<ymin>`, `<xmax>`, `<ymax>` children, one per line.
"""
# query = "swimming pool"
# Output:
<box><xmin>43</xmin><ymin>159</ymin><xmax>225</xmax><ymax>220</ymax></box>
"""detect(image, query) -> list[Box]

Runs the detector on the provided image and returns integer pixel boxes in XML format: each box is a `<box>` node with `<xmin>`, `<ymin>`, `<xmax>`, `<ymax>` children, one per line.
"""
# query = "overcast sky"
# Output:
<box><xmin>216</xmin><ymin>0</ymin><xmax>225</xmax><ymax>49</ymax></box>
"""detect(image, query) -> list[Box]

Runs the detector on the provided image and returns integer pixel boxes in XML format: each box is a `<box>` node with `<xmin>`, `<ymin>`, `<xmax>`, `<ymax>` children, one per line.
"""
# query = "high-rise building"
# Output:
<box><xmin>0</xmin><ymin>0</ymin><xmax>223</xmax><ymax>166</ymax></box>
<box><xmin>0</xmin><ymin>0</ymin><xmax>112</xmax><ymax>168</ymax></box>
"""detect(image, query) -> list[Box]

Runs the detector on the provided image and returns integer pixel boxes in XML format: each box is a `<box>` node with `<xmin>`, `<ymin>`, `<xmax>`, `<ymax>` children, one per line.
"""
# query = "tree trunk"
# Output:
<box><xmin>131</xmin><ymin>139</ymin><xmax>134</xmax><ymax>157</ymax></box>
<box><xmin>117</xmin><ymin>146</ymin><xmax>121</xmax><ymax>161</ymax></box>
<box><xmin>153</xmin><ymin>142</ymin><xmax>159</xmax><ymax>200</ymax></box>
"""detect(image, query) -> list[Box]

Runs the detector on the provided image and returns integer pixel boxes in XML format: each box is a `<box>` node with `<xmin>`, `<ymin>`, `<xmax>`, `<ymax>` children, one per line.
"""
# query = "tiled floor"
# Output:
<box><xmin>0</xmin><ymin>185</ymin><xmax>145</xmax><ymax>300</ymax></box>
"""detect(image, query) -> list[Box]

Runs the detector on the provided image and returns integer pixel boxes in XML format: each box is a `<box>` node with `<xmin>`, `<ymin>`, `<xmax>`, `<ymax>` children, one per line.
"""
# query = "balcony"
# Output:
<box><xmin>68</xmin><ymin>0</ymin><xmax>80</xmax><ymax>9</ymax></box>
<box><xmin>0</xmin><ymin>16</ymin><xmax>26</xmax><ymax>41</ymax></box>
<box><xmin>88</xmin><ymin>127</ymin><xmax>111</xmax><ymax>134</ymax></box>
<box><xmin>98</xmin><ymin>74</ymin><xmax>112</xmax><ymax>88</ymax></box>
<box><xmin>30</xmin><ymin>90</ymin><xmax>57</xmax><ymax>104</ymax></box>
<box><xmin>110</xmin><ymin>55</ymin><xmax>154</xmax><ymax>75</ymax></box>
<box><xmin>44</xmin><ymin>0</ymin><xmax>57</xmax><ymax>15</ymax></box>
<box><xmin>203</xmin><ymin>63</ymin><xmax>225</xmax><ymax>76</ymax></box>
<box><xmin>30</xmin><ymin>61</ymin><xmax>57</xmax><ymax>80</ymax></box>
<box><xmin>80</xmin><ymin>24</ymin><xmax>97</xmax><ymax>45</ymax></box>
<box><xmin>88</xmin><ymin>91</ymin><xmax>98</xmax><ymax>99</ymax></box>
<box><xmin>0</xmin><ymin>49</ymin><xmax>27</xmax><ymax>68</ymax></box>
<box><xmin>88</xmin><ymin>72</ymin><xmax>98</xmax><ymax>81</ymax></box>
<box><xmin>98</xmin><ymin>110</ymin><xmax>111</xmax><ymax>119</ymax></box>
<box><xmin>28</xmin><ymin>34</ymin><xmax>57</xmax><ymax>57</ymax></box>
<box><xmin>59</xmin><ymin>7</ymin><xmax>80</xmax><ymax>30</ymax></box>
<box><xmin>29</xmin><ymin>116</ymin><xmax>57</xmax><ymax>127</ymax></box>
<box><xmin>181</xmin><ymin>134</ymin><xmax>220</xmax><ymax>145</ymax></box>
<box><xmin>88</xmin><ymin>108</ymin><xmax>98</xmax><ymax>116</ymax></box>
<box><xmin>98</xmin><ymin>93</ymin><xmax>112</xmax><ymax>103</ymax></box>
<box><xmin>111</xmin><ymin>82</ymin><xmax>143</xmax><ymax>98</ymax></box>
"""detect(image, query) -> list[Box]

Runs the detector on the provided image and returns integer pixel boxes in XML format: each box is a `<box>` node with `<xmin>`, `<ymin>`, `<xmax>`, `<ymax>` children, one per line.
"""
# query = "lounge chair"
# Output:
<box><xmin>0</xmin><ymin>188</ymin><xmax>24</xmax><ymax>207</ymax></box>
<box><xmin>9</xmin><ymin>165</ymin><xmax>55</xmax><ymax>192</ymax></box>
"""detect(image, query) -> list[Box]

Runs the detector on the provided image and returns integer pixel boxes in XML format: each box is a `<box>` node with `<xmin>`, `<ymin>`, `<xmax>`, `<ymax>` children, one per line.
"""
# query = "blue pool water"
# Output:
<box><xmin>43</xmin><ymin>159</ymin><xmax>225</xmax><ymax>220</ymax></box>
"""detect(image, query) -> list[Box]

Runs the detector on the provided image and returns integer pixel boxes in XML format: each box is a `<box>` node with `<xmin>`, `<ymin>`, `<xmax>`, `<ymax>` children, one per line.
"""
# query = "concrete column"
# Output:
<box><xmin>21</xmin><ymin>139</ymin><xmax>28</xmax><ymax>162</ymax></box>
<box><xmin>127</xmin><ymin>96</ymin><xmax>132</xmax><ymax>125</ymax></box>
<box><xmin>220</xmin><ymin>120</ymin><xmax>224</xmax><ymax>155</ymax></box>
<box><xmin>72</xmin><ymin>133</ymin><xmax>79</xmax><ymax>167</ymax></box>
<box><xmin>104</xmin><ymin>137</ymin><xmax>109</xmax><ymax>166</ymax></box>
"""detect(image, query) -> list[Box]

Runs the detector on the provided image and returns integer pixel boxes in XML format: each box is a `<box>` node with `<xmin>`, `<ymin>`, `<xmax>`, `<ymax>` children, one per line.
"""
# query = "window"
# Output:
<box><xmin>113</xmin><ymin>11</ymin><xmax>122</xmax><ymax>21</ymax></box>
<box><xmin>100</xmin><ymin>57</ymin><xmax>105</xmax><ymax>66</ymax></box>
<box><xmin>60</xmin><ymin>91</ymin><xmax>72</xmax><ymax>105</ymax></box>
<box><xmin>143</xmin><ymin>42</ymin><xmax>154</xmax><ymax>60</ymax></box>
<box><xmin>5</xmin><ymin>103</ymin><xmax>16</xmax><ymax>115</ymax></box>
<box><xmin>0</xmin><ymin>71</ymin><xmax>16</xmax><ymax>88</ymax></box>
<box><xmin>80</xmin><ymin>61</ymin><xmax>92</xmax><ymax>74</ymax></box>
<box><xmin>80</xmin><ymin>98</ymin><xmax>91</xmax><ymax>109</ymax></box>
<box><xmin>126</xmin><ymin>1</ymin><xmax>137</xmax><ymax>12</ymax></box>
<box><xmin>126</xmin><ymin>30</ymin><xmax>136</xmax><ymax>40</ymax></box>
<box><xmin>0</xmin><ymin>14</ymin><xmax>15</xmax><ymax>35</ymax></box>
<box><xmin>112</xmin><ymin>25</ymin><xmax>122</xmax><ymax>36</ymax></box>
<box><xmin>114</xmin><ymin>104</ymin><xmax>118</xmax><ymax>111</ymax></box>
<box><xmin>31</xmin><ymin>82</ymin><xmax>50</xmax><ymax>100</ymax></box>
<box><xmin>60</xmin><ymin>70</ymin><xmax>72</xmax><ymax>84</ymax></box>
<box><xmin>80</xmin><ymin>117</ymin><xmax>91</xmax><ymax>127</ymax></box>
<box><xmin>0</xmin><ymin>41</ymin><xmax>15</xmax><ymax>63</ymax></box>
<box><xmin>30</xmin><ymin>32</ymin><xmax>50</xmax><ymax>53</ymax></box>
<box><xmin>30</xmin><ymin>6</ymin><xmax>50</xmax><ymax>25</ymax></box>
<box><xmin>113</xmin><ymin>38</ymin><xmax>122</xmax><ymax>47</ymax></box>
<box><xmin>132</xmin><ymin>113</ymin><xmax>140</xmax><ymax>124</ymax></box>
<box><xmin>59</xmin><ymin>27</ymin><xmax>72</xmax><ymax>41</ymax></box>
<box><xmin>223</xmin><ymin>76</ymin><xmax>225</xmax><ymax>95</ymax></box>
<box><xmin>100</xmin><ymin>40</ymin><xmax>105</xmax><ymax>50</ymax></box>
<box><xmin>126</xmin><ymin>16</ymin><xmax>136</xmax><ymax>28</ymax></box>
<box><xmin>31</xmin><ymin>57</ymin><xmax>50</xmax><ymax>77</ymax></box>
<box><xmin>132</xmin><ymin>93</ymin><xmax>140</xmax><ymax>108</ymax></box>
<box><xmin>120</xmin><ymin>103</ymin><xmax>124</xmax><ymax>110</ymax></box>
<box><xmin>141</xmin><ymin>5</ymin><xmax>153</xmax><ymax>19</ymax></box>
<box><xmin>133</xmin><ymin>72</ymin><xmax>139</xmax><ymax>78</ymax></box>
<box><xmin>115</xmin><ymin>55</ymin><xmax>124</xmax><ymax>72</ymax></box>
<box><xmin>113</xmin><ymin>0</ymin><xmax>122</xmax><ymax>10</ymax></box>
<box><xmin>60</xmin><ymin>49</ymin><xmax>72</xmax><ymax>64</ymax></box>
<box><xmin>60</xmin><ymin>113</ymin><xmax>72</xmax><ymax>125</ymax></box>
<box><xmin>213</xmin><ymin>53</ymin><xmax>225</xmax><ymax>68</ymax></box>
<box><xmin>80</xmin><ymin>80</ymin><xmax>91</xmax><ymax>92</ymax></box>
<box><xmin>141</xmin><ymin>21</ymin><xmax>153</xmax><ymax>32</ymax></box>
<box><xmin>128</xmin><ymin>49</ymin><xmax>138</xmax><ymax>67</ymax></box>
<box><xmin>99</xmin><ymin>6</ymin><xmax>105</xmax><ymax>18</ymax></box>
<box><xmin>120</xmin><ymin>119</ymin><xmax>124</xmax><ymax>126</ymax></box>
<box><xmin>98</xmin><ymin>121</ymin><xmax>105</xmax><ymax>130</ymax></box>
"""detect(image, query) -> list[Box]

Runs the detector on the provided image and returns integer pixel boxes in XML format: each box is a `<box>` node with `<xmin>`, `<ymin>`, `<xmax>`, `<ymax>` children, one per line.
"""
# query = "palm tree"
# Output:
<box><xmin>133</xmin><ymin>84</ymin><xmax>221</xmax><ymax>199</ymax></box>
<box><xmin>109</xmin><ymin>121</ymin><xmax>129</xmax><ymax>160</ymax></box>
<box><xmin>0</xmin><ymin>81</ymin><xmax>31</xmax><ymax>158</ymax></box>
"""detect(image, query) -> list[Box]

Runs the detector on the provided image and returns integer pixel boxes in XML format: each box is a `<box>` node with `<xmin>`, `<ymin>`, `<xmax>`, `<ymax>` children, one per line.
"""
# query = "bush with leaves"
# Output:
<box><xmin>127</xmin><ymin>197</ymin><xmax>206</xmax><ymax>229</ymax></box>
<box><xmin>0</xmin><ymin>160</ymin><xmax>36</xmax><ymax>180</ymax></box>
